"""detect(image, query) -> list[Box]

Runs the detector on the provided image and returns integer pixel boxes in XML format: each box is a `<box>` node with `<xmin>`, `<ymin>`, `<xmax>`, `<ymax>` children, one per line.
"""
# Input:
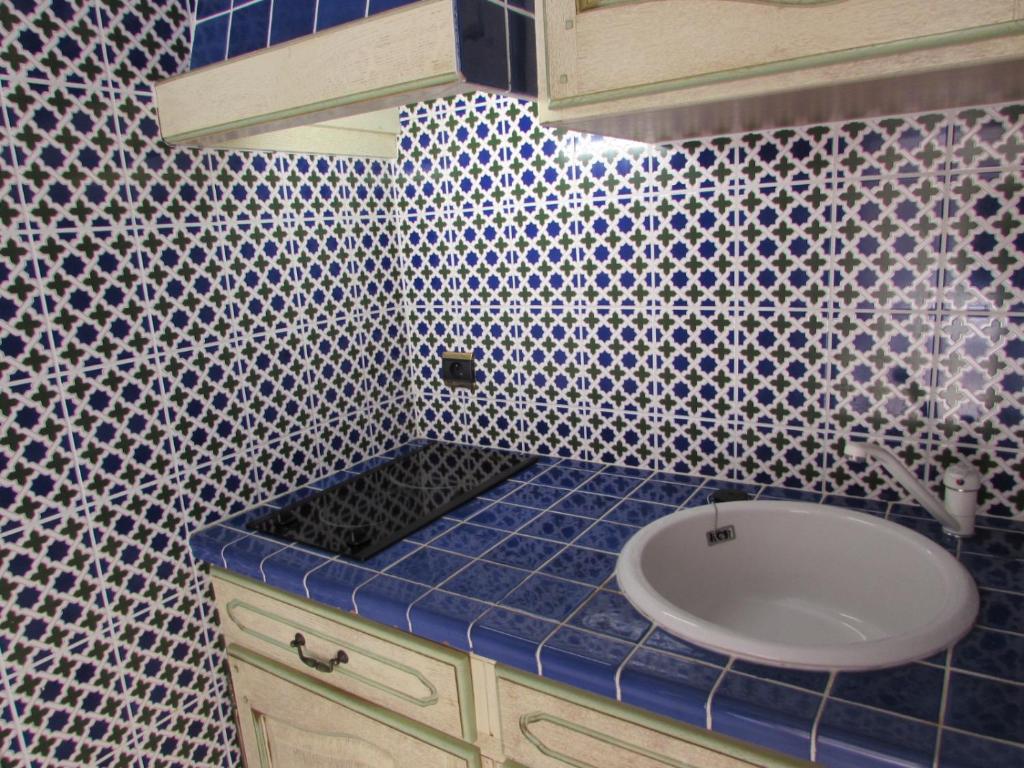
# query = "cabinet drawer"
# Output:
<box><xmin>495</xmin><ymin>667</ymin><xmax>800</xmax><ymax>768</ymax></box>
<box><xmin>212</xmin><ymin>571</ymin><xmax>475</xmax><ymax>741</ymax></box>
<box><xmin>229</xmin><ymin>646</ymin><xmax>480</xmax><ymax>768</ymax></box>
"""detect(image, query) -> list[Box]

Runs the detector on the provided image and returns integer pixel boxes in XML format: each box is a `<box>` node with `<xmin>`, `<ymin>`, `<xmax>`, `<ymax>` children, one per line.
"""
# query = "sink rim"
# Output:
<box><xmin>616</xmin><ymin>500</ymin><xmax>979</xmax><ymax>671</ymax></box>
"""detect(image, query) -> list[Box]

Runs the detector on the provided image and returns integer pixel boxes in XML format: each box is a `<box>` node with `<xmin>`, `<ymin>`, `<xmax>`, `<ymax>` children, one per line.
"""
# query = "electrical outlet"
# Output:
<box><xmin>441</xmin><ymin>351</ymin><xmax>475</xmax><ymax>389</ymax></box>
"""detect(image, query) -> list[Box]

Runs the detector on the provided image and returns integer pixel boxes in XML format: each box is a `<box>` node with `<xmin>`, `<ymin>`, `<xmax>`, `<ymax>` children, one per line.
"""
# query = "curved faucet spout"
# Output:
<box><xmin>843</xmin><ymin>441</ymin><xmax>979</xmax><ymax>537</ymax></box>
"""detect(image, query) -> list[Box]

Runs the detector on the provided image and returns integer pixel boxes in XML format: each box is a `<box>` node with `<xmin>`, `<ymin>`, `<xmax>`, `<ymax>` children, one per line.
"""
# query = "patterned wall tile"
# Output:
<box><xmin>132</xmin><ymin>691</ymin><xmax>229</xmax><ymax>768</ymax></box>
<box><xmin>832</xmin><ymin>174</ymin><xmax>946</xmax><ymax>311</ymax></box>
<box><xmin>650</xmin><ymin>136</ymin><xmax>736</xmax><ymax>193</ymax></box>
<box><xmin>948</xmin><ymin>104</ymin><xmax>1024</xmax><ymax>172</ymax></box>
<box><xmin>735</xmin><ymin>310</ymin><xmax>829</xmax><ymax>428</ymax></box>
<box><xmin>305</xmin><ymin>316</ymin><xmax>367</xmax><ymax>421</ymax></box>
<box><xmin>251</xmin><ymin>427</ymin><xmax>321</xmax><ymax>501</ymax></box>
<box><xmin>943</xmin><ymin>169</ymin><xmax>1024</xmax><ymax>312</ymax></box>
<box><xmin>587</xmin><ymin>409</ymin><xmax>659</xmax><ymax>468</ymax></box>
<box><xmin>509</xmin><ymin>201</ymin><xmax>577</xmax><ymax>305</ymax></box>
<box><xmin>236</xmin><ymin>328</ymin><xmax>315</xmax><ymax>444</ymax></box>
<box><xmin>933</xmin><ymin>314</ymin><xmax>1023</xmax><ymax>451</ymax></box>
<box><xmin>573</xmin><ymin>133</ymin><xmax>649</xmax><ymax>200</ymax></box>
<box><xmin>0</xmin><ymin>233</ymin><xmax>53</xmax><ymax>381</ymax></box>
<box><xmin>516</xmin><ymin>306</ymin><xmax>585</xmax><ymax>406</ymax></box>
<box><xmin>177</xmin><ymin>454</ymin><xmax>259</xmax><ymax>532</ymax></box>
<box><xmin>501</xmin><ymin>99</ymin><xmax>573</xmax><ymax>208</ymax></box>
<box><xmin>222</xmin><ymin>219</ymin><xmax>300</xmax><ymax>333</ymax></box>
<box><xmin>650</xmin><ymin>190</ymin><xmax>735</xmax><ymax>307</ymax></box>
<box><xmin>363</xmin><ymin>310</ymin><xmax>406</xmax><ymax>405</ymax></box>
<box><xmin>95</xmin><ymin>0</ymin><xmax>192</xmax><ymax>89</ymax></box>
<box><xmin>656</xmin><ymin>308</ymin><xmax>732</xmax><ymax>421</ymax></box>
<box><xmin>580</xmin><ymin>308</ymin><xmax>659</xmax><ymax>413</ymax></box>
<box><xmin>576</xmin><ymin>196</ymin><xmax>652</xmax><ymax>306</ymax></box>
<box><xmin>827</xmin><ymin>311</ymin><xmax>937</xmax><ymax>441</ymax></box>
<box><xmin>0</xmin><ymin>378</ymin><xmax>83</xmax><ymax>531</ymax></box>
<box><xmin>291</xmin><ymin>217</ymin><xmax>356</xmax><ymax>323</ymax></box>
<box><xmin>0</xmin><ymin>1</ymin><xmax>109</xmax><ymax>85</ymax></box>
<box><xmin>440</xmin><ymin>94</ymin><xmax>509</xmax><ymax>212</ymax></box>
<box><xmin>735</xmin><ymin>127</ymin><xmax>834</xmax><ymax>187</ymax></box>
<box><xmin>4</xmin><ymin>81</ymin><xmax>132</xmax><ymax>231</ymax></box>
<box><xmin>398</xmin><ymin>213</ymin><xmax>455</xmax><ymax>305</ymax></box>
<box><xmin>343</xmin><ymin>157</ymin><xmax>395</xmax><ymax>220</ymax></box>
<box><xmin>933</xmin><ymin>445</ymin><xmax>1024</xmax><ymax>519</ymax></box>
<box><xmin>63</xmin><ymin>358</ymin><xmax>173</xmax><ymax>500</ymax></box>
<box><xmin>396</xmin><ymin>109</ymin><xmax>449</xmax><ymax>215</ymax></box>
<box><xmin>350</xmin><ymin>217</ymin><xmax>400</xmax><ymax>311</ymax></box>
<box><xmin>660</xmin><ymin>418</ymin><xmax>734</xmax><ymax>477</ymax></box>
<box><xmin>520</xmin><ymin>402</ymin><xmax>588</xmax><ymax>460</ymax></box>
<box><xmin>732</xmin><ymin>424</ymin><xmax>824</xmax><ymax>489</ymax></box>
<box><xmin>835</xmin><ymin>113</ymin><xmax>949</xmax><ymax>178</ymax></box>
<box><xmin>460</xmin><ymin>395</ymin><xmax>523</xmax><ymax>452</ymax></box>
<box><xmin>409</xmin><ymin>305</ymin><xmax>464</xmax><ymax>395</ymax></box>
<box><xmin>451</xmin><ymin>206</ymin><xmax>516</xmax><ymax>305</ymax></box>
<box><xmin>115</xmin><ymin>92</ymin><xmax>218</xmax><ymax>229</ymax></box>
<box><xmin>209</xmin><ymin>151</ymin><xmax>289</xmax><ymax>221</ymax></box>
<box><xmin>734</xmin><ymin>182</ymin><xmax>835</xmax><ymax>308</ymax></box>
<box><xmin>824</xmin><ymin>433</ymin><xmax>935</xmax><ymax>502</ymax></box>
<box><xmin>277</xmin><ymin>153</ymin><xmax>345</xmax><ymax>220</ymax></box>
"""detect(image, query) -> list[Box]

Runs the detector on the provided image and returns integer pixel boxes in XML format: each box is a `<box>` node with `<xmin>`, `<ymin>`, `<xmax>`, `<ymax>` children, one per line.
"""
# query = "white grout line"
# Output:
<box><xmin>809</xmin><ymin>671</ymin><xmax>836</xmax><ymax>763</ymax></box>
<box><xmin>705</xmin><ymin>656</ymin><xmax>735</xmax><ymax>731</ymax></box>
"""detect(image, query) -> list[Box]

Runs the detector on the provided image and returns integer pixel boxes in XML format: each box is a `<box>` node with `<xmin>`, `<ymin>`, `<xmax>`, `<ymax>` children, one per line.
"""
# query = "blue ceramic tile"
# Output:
<box><xmin>532</xmin><ymin>465</ymin><xmax>596</xmax><ymax>490</ymax></box>
<box><xmin>308</xmin><ymin>469</ymin><xmax>353</xmax><ymax>490</ymax></box>
<box><xmin>197</xmin><ymin>0</ymin><xmax>231</xmax><ymax>19</ymax></box>
<box><xmin>816</xmin><ymin>700</ymin><xmax>937</xmax><ymax>768</ymax></box>
<box><xmin>502</xmin><ymin>482</ymin><xmax>569</xmax><ymax>510</ymax></box>
<box><xmin>342</xmin><ymin>539</ymin><xmax>419</xmax><ymax>571</ymax></box>
<box><xmin>430</xmin><ymin>523</ymin><xmax>508</xmax><ymax>556</ymax></box>
<box><xmin>484</xmin><ymin>535</ymin><xmax>563</xmax><ymax>569</ymax></box>
<box><xmin>405</xmin><ymin>516</ymin><xmax>457</xmax><ymax>543</ymax></box>
<box><xmin>977</xmin><ymin>588</ymin><xmax>1024</xmax><ymax>633</ymax></box>
<box><xmin>939</xmin><ymin>729</ymin><xmax>1024</xmax><ymax>768</ymax></box>
<box><xmin>549</xmin><ymin>491</ymin><xmax>619</xmax><ymax>518</ymax></box>
<box><xmin>260</xmin><ymin>546</ymin><xmax>332</xmax><ymax>596</ymax></box>
<box><xmin>228</xmin><ymin>0</ymin><xmax>271</xmax><ymax>59</ymax></box>
<box><xmin>305</xmin><ymin>560</ymin><xmax>374</xmax><ymax>612</ymax></box>
<box><xmin>712</xmin><ymin>673</ymin><xmax>821</xmax><ymax>761</ymax></box>
<box><xmin>945</xmin><ymin>672</ymin><xmax>1023</xmax><ymax>742</ymax></box>
<box><xmin>354</xmin><ymin>575</ymin><xmax>428</xmax><ymax>630</ymax></box>
<box><xmin>644</xmin><ymin>629</ymin><xmax>728</xmax><ymax>666</ymax></box>
<box><xmin>316</xmin><ymin>0</ymin><xmax>365</xmax><ymax>31</ymax></box>
<box><xmin>446</xmin><ymin>497</ymin><xmax>494</xmax><ymax>520</ymax></box>
<box><xmin>620</xmin><ymin>649</ymin><xmax>723</xmax><ymax>727</ymax></box>
<box><xmin>889</xmin><ymin>514</ymin><xmax>958</xmax><ymax>553</ymax></box>
<box><xmin>569</xmin><ymin>590</ymin><xmax>650</xmax><ymax>642</ymax></box>
<box><xmin>540</xmin><ymin>627</ymin><xmax>632</xmax><ymax>700</ymax></box>
<box><xmin>466</xmin><ymin>502</ymin><xmax>541</xmax><ymax>531</ymax></box>
<box><xmin>190</xmin><ymin>15</ymin><xmax>229</xmax><ymax>68</ymax></box>
<box><xmin>541</xmin><ymin>546</ymin><xmax>616</xmax><ymax>585</ymax></box>
<box><xmin>189</xmin><ymin>524</ymin><xmax>243</xmax><ymax>566</ymax></box>
<box><xmin>507</xmin><ymin>0</ymin><xmax>534</xmax><ymax>10</ymax></box>
<box><xmin>518</xmin><ymin>511</ymin><xmax>592</xmax><ymax>542</ymax></box>
<box><xmin>630</xmin><ymin>479</ymin><xmax>700</xmax><ymax>506</ymax></box>
<box><xmin>368</xmin><ymin>0</ymin><xmax>422</xmax><ymax>13</ymax></box>
<box><xmin>502</xmin><ymin>574</ymin><xmax>591</xmax><ymax>621</ymax></box>
<box><xmin>559</xmin><ymin>459</ymin><xmax>611</xmax><ymax>473</ymax></box>
<box><xmin>824</xmin><ymin>495</ymin><xmax>889</xmax><ymax>516</ymax></box>
<box><xmin>831</xmin><ymin>664</ymin><xmax>944</xmax><ymax>721</ymax></box>
<box><xmin>441</xmin><ymin>560</ymin><xmax>528</xmax><ymax>602</ymax></box>
<box><xmin>409</xmin><ymin>591</ymin><xmax>488</xmax><ymax>651</ymax></box>
<box><xmin>729</xmin><ymin>660</ymin><xmax>830</xmax><ymax>692</ymax></box>
<box><xmin>479</xmin><ymin>479</ymin><xmax>522</xmax><ymax>500</ymax></box>
<box><xmin>573</xmin><ymin>520</ymin><xmax>638</xmax><ymax>553</ymax></box>
<box><xmin>960</xmin><ymin>528</ymin><xmax>1024</xmax><ymax>559</ymax></box>
<box><xmin>269</xmin><ymin>0</ymin><xmax>316</xmax><ymax>45</ymax></box>
<box><xmin>959</xmin><ymin>553</ymin><xmax>1024</xmax><ymax>593</ymax></box>
<box><xmin>952</xmin><ymin>626</ymin><xmax>1024</xmax><ymax>682</ymax></box>
<box><xmin>577</xmin><ymin>472</ymin><xmax>643</xmax><ymax>497</ymax></box>
<box><xmin>509</xmin><ymin>462</ymin><xmax>553</xmax><ymax>482</ymax></box>
<box><xmin>605</xmin><ymin>498</ymin><xmax>676</xmax><ymax>527</ymax></box>
<box><xmin>385</xmin><ymin>547</ymin><xmax>470</xmax><ymax>585</ymax></box>
<box><xmin>471</xmin><ymin>607</ymin><xmax>556</xmax><ymax>672</ymax></box>
<box><xmin>221</xmin><ymin>535</ymin><xmax>286</xmax><ymax>580</ymax></box>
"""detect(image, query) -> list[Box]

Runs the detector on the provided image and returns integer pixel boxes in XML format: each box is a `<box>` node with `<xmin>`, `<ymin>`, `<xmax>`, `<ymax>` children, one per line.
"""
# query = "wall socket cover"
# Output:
<box><xmin>441</xmin><ymin>351</ymin><xmax>475</xmax><ymax>388</ymax></box>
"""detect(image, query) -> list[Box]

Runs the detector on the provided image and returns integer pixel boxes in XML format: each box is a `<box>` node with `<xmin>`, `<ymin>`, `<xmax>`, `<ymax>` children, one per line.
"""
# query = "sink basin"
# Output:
<box><xmin>616</xmin><ymin>501</ymin><xmax>978</xmax><ymax>671</ymax></box>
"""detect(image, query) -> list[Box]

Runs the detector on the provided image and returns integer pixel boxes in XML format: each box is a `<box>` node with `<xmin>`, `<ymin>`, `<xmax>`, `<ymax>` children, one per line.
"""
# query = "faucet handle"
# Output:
<box><xmin>943</xmin><ymin>462</ymin><xmax>981</xmax><ymax>493</ymax></box>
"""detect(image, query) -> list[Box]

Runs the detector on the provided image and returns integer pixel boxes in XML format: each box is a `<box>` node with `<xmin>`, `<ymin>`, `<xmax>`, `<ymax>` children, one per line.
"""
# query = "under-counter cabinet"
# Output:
<box><xmin>212</xmin><ymin>569</ymin><xmax>805</xmax><ymax>768</ymax></box>
<box><xmin>536</xmin><ymin>0</ymin><xmax>1024</xmax><ymax>141</ymax></box>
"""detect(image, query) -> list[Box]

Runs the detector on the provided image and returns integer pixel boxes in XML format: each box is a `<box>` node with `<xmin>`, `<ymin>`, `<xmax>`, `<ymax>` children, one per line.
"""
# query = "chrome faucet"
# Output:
<box><xmin>844</xmin><ymin>441</ymin><xmax>981</xmax><ymax>537</ymax></box>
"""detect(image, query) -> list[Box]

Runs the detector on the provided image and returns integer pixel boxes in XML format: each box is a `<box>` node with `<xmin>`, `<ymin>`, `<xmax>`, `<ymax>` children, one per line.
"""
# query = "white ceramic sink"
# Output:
<box><xmin>616</xmin><ymin>501</ymin><xmax>979</xmax><ymax>671</ymax></box>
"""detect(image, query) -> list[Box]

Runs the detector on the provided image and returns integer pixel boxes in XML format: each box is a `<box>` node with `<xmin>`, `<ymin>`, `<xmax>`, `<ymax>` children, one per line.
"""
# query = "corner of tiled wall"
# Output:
<box><xmin>0</xmin><ymin>2</ymin><xmax>409</xmax><ymax>765</ymax></box>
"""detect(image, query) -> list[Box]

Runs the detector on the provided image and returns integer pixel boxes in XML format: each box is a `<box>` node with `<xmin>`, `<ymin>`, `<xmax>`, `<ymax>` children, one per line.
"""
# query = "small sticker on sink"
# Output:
<box><xmin>706</xmin><ymin>525</ymin><xmax>736</xmax><ymax>546</ymax></box>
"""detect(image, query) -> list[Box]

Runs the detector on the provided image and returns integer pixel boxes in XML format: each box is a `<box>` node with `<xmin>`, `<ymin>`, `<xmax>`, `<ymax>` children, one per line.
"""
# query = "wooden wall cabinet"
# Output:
<box><xmin>535</xmin><ymin>0</ymin><xmax>1024</xmax><ymax>142</ymax></box>
<box><xmin>212</xmin><ymin>569</ymin><xmax>806</xmax><ymax>768</ymax></box>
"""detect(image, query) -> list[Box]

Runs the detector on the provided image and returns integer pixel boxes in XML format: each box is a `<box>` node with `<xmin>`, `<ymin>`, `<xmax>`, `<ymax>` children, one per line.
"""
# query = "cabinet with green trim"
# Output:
<box><xmin>535</xmin><ymin>0</ymin><xmax>1024</xmax><ymax>142</ymax></box>
<box><xmin>212</xmin><ymin>569</ymin><xmax>804</xmax><ymax>768</ymax></box>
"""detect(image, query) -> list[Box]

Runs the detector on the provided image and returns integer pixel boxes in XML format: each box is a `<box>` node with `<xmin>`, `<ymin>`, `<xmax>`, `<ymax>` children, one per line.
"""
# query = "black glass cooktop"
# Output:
<box><xmin>247</xmin><ymin>442</ymin><xmax>537</xmax><ymax>561</ymax></box>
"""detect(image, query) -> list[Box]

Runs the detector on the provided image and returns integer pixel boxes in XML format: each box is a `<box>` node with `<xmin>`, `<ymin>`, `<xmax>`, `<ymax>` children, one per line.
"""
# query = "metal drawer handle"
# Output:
<box><xmin>290</xmin><ymin>633</ymin><xmax>348</xmax><ymax>673</ymax></box>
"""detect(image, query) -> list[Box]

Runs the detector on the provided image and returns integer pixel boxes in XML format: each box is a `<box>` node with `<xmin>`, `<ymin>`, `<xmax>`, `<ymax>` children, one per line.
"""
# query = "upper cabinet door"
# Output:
<box><xmin>535</xmin><ymin>0</ymin><xmax>1024</xmax><ymax>141</ymax></box>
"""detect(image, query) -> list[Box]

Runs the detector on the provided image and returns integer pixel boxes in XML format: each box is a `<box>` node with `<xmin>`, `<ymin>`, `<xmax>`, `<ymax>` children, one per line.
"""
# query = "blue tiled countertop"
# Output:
<box><xmin>191</xmin><ymin>441</ymin><xmax>1024</xmax><ymax>768</ymax></box>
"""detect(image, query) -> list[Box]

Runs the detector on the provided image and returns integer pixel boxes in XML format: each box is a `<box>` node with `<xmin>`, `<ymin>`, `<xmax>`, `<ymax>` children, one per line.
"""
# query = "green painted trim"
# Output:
<box><xmin>164</xmin><ymin>72</ymin><xmax>463</xmax><ymax>144</ymax></box>
<box><xmin>212</xmin><ymin>568</ymin><xmax>478</xmax><ymax>741</ymax></box>
<box><xmin>251</xmin><ymin>712</ymin><xmax>271</xmax><ymax>768</ymax></box>
<box><xmin>494</xmin><ymin>665</ymin><xmax>809</xmax><ymax>767</ymax></box>
<box><xmin>225</xmin><ymin>597</ymin><xmax>439</xmax><ymax>708</ymax></box>
<box><xmin>548</xmin><ymin>20</ymin><xmax>1024</xmax><ymax>110</ymax></box>
<box><xmin>229</xmin><ymin>645</ymin><xmax>482</xmax><ymax>768</ymax></box>
<box><xmin>520</xmin><ymin>711</ymin><xmax>705</xmax><ymax>768</ymax></box>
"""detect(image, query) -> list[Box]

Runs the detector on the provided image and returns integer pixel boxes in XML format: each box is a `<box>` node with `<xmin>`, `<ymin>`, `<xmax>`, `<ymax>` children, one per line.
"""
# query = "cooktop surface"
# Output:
<box><xmin>247</xmin><ymin>442</ymin><xmax>537</xmax><ymax>560</ymax></box>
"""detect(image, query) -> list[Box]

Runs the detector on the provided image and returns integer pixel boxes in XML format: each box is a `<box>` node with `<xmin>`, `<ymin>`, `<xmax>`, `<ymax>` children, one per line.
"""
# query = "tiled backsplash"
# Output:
<box><xmin>398</xmin><ymin>95</ymin><xmax>1024</xmax><ymax>519</ymax></box>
